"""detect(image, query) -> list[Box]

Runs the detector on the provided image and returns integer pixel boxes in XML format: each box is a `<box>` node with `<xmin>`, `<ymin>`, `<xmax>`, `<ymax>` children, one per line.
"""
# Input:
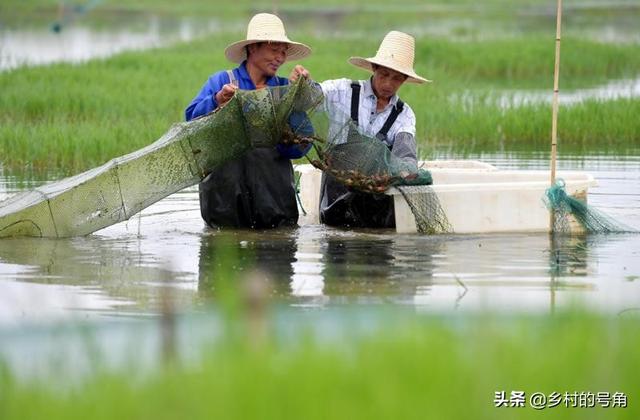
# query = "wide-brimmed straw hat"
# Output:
<box><xmin>348</xmin><ymin>31</ymin><xmax>430</xmax><ymax>84</ymax></box>
<box><xmin>224</xmin><ymin>13</ymin><xmax>311</xmax><ymax>63</ymax></box>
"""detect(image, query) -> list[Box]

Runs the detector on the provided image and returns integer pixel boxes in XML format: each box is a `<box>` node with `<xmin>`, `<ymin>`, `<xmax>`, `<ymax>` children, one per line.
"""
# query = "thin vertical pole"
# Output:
<box><xmin>550</xmin><ymin>0</ymin><xmax>563</xmax><ymax>231</ymax></box>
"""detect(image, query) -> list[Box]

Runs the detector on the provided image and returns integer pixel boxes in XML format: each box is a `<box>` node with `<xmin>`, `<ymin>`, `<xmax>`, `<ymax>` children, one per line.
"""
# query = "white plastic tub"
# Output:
<box><xmin>295</xmin><ymin>161</ymin><xmax>596</xmax><ymax>233</ymax></box>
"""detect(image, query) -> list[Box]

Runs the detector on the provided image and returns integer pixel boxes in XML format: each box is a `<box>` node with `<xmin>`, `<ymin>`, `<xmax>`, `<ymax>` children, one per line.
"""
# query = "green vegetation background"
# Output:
<box><xmin>1</xmin><ymin>0</ymin><xmax>639</xmax><ymax>175</ymax></box>
<box><xmin>1</xmin><ymin>313</ymin><xmax>639</xmax><ymax>419</ymax></box>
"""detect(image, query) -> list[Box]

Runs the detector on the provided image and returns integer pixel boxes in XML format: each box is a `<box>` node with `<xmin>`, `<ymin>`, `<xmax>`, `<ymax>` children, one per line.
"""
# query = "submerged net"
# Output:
<box><xmin>0</xmin><ymin>80</ymin><xmax>322</xmax><ymax>238</ymax></box>
<box><xmin>545</xmin><ymin>179</ymin><xmax>635</xmax><ymax>234</ymax></box>
<box><xmin>396</xmin><ymin>186</ymin><xmax>452</xmax><ymax>234</ymax></box>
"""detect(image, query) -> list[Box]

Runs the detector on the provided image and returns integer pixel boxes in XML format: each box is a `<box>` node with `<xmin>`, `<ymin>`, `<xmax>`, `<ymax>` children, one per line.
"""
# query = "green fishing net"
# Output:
<box><xmin>396</xmin><ymin>186</ymin><xmax>452</xmax><ymax>234</ymax></box>
<box><xmin>1</xmin><ymin>78</ymin><xmax>452</xmax><ymax>237</ymax></box>
<box><xmin>0</xmin><ymin>79</ymin><xmax>322</xmax><ymax>238</ymax></box>
<box><xmin>545</xmin><ymin>179</ymin><xmax>634</xmax><ymax>234</ymax></box>
<box><xmin>296</xmin><ymin>85</ymin><xmax>451</xmax><ymax>234</ymax></box>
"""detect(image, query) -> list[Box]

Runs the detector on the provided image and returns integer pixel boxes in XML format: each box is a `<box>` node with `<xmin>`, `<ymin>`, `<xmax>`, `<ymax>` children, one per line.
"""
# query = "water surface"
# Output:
<box><xmin>0</xmin><ymin>14</ymin><xmax>220</xmax><ymax>71</ymax></box>
<box><xmin>1</xmin><ymin>154</ymin><xmax>638</xmax><ymax>327</ymax></box>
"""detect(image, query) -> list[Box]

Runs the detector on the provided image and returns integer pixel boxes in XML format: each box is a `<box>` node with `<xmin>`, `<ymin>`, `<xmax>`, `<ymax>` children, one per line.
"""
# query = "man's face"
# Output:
<box><xmin>372</xmin><ymin>66</ymin><xmax>407</xmax><ymax>100</ymax></box>
<box><xmin>247</xmin><ymin>42</ymin><xmax>288</xmax><ymax>77</ymax></box>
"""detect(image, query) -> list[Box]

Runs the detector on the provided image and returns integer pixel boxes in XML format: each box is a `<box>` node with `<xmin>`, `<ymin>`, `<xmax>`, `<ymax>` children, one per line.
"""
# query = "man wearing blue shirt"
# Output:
<box><xmin>185</xmin><ymin>13</ymin><xmax>312</xmax><ymax>229</ymax></box>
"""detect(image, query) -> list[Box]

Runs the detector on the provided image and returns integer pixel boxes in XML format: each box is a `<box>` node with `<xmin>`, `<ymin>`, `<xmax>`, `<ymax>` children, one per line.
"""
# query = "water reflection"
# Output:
<box><xmin>197</xmin><ymin>230</ymin><xmax>298</xmax><ymax>300</ymax></box>
<box><xmin>0</xmin><ymin>15</ymin><xmax>219</xmax><ymax>71</ymax></box>
<box><xmin>0</xmin><ymin>234</ymin><xmax>197</xmax><ymax>323</ymax></box>
<box><xmin>468</xmin><ymin>77</ymin><xmax>640</xmax><ymax>109</ymax></box>
<box><xmin>0</xmin><ymin>237</ymin><xmax>136</xmax><ymax>323</ymax></box>
<box><xmin>290</xmin><ymin>226</ymin><xmax>326</xmax><ymax>302</ymax></box>
<box><xmin>548</xmin><ymin>234</ymin><xmax>590</xmax><ymax>313</ymax></box>
<box><xmin>318</xmin><ymin>232</ymin><xmax>439</xmax><ymax>305</ymax></box>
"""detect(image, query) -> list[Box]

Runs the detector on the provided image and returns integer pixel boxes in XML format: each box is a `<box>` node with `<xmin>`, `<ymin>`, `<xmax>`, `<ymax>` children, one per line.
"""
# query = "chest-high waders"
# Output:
<box><xmin>320</xmin><ymin>81</ymin><xmax>404</xmax><ymax>228</ymax></box>
<box><xmin>199</xmin><ymin>70</ymin><xmax>298</xmax><ymax>229</ymax></box>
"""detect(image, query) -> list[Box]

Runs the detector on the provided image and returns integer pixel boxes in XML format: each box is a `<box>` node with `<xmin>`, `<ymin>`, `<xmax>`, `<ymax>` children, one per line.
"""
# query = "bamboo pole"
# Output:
<box><xmin>549</xmin><ymin>0</ymin><xmax>563</xmax><ymax>231</ymax></box>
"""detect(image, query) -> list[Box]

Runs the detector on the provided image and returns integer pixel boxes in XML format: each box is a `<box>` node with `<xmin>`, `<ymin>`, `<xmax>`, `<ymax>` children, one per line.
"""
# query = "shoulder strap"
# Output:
<box><xmin>226</xmin><ymin>69</ymin><xmax>237</xmax><ymax>85</ymax></box>
<box><xmin>377</xmin><ymin>99</ymin><xmax>405</xmax><ymax>139</ymax></box>
<box><xmin>350</xmin><ymin>80</ymin><xmax>360</xmax><ymax>124</ymax></box>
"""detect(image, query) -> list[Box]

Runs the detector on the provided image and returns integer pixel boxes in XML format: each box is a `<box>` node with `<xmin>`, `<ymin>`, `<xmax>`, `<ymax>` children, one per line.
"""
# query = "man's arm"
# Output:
<box><xmin>390</xmin><ymin>103</ymin><xmax>418</xmax><ymax>172</ymax></box>
<box><xmin>319</xmin><ymin>78</ymin><xmax>351</xmax><ymax>114</ymax></box>
<box><xmin>185</xmin><ymin>72</ymin><xmax>231</xmax><ymax>121</ymax></box>
<box><xmin>392</xmin><ymin>132</ymin><xmax>418</xmax><ymax>171</ymax></box>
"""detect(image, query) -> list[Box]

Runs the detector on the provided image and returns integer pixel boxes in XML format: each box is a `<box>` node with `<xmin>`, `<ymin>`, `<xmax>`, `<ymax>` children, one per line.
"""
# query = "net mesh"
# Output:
<box><xmin>397</xmin><ymin>187</ymin><xmax>453</xmax><ymax>234</ymax></box>
<box><xmin>0</xmin><ymin>80</ymin><xmax>321</xmax><ymax>238</ymax></box>
<box><xmin>304</xmin><ymin>120</ymin><xmax>434</xmax><ymax>192</ymax></box>
<box><xmin>545</xmin><ymin>179</ymin><xmax>635</xmax><ymax>234</ymax></box>
<box><xmin>293</xmin><ymin>85</ymin><xmax>450</xmax><ymax>234</ymax></box>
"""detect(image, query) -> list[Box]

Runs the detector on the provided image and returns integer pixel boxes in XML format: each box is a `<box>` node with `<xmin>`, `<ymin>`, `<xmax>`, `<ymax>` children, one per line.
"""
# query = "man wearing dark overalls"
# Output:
<box><xmin>185</xmin><ymin>13</ymin><xmax>312</xmax><ymax>229</ymax></box>
<box><xmin>319</xmin><ymin>31</ymin><xmax>430</xmax><ymax>228</ymax></box>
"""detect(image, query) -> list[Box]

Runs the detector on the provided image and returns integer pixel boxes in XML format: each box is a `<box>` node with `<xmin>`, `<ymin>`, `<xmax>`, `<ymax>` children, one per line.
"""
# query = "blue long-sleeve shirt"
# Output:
<box><xmin>185</xmin><ymin>61</ymin><xmax>311</xmax><ymax>159</ymax></box>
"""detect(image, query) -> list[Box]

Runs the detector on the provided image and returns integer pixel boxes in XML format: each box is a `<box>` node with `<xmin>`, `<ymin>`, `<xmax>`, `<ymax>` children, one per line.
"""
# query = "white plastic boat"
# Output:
<box><xmin>295</xmin><ymin>160</ymin><xmax>596</xmax><ymax>233</ymax></box>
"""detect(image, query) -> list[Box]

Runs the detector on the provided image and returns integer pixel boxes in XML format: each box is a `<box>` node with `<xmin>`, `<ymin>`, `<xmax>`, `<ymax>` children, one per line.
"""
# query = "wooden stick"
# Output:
<box><xmin>550</xmin><ymin>0</ymin><xmax>563</xmax><ymax>231</ymax></box>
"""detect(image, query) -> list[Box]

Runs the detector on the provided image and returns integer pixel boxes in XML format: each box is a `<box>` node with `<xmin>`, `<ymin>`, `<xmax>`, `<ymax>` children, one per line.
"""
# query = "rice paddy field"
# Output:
<box><xmin>1</xmin><ymin>1</ymin><xmax>639</xmax><ymax>418</ymax></box>
<box><xmin>1</xmin><ymin>0</ymin><xmax>639</xmax><ymax>175</ymax></box>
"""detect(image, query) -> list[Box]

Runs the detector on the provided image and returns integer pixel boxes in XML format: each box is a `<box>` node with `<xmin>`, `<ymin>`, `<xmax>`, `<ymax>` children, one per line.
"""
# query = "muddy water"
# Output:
<box><xmin>0</xmin><ymin>154</ymin><xmax>638</xmax><ymax>326</ymax></box>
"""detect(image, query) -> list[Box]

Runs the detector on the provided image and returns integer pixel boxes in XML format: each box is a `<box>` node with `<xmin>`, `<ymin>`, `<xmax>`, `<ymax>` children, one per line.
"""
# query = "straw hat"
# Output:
<box><xmin>224</xmin><ymin>13</ymin><xmax>311</xmax><ymax>63</ymax></box>
<box><xmin>348</xmin><ymin>31</ymin><xmax>430</xmax><ymax>84</ymax></box>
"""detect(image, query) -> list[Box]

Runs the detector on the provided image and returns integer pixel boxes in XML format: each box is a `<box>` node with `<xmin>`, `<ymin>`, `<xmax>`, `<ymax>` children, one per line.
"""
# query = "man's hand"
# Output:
<box><xmin>215</xmin><ymin>83</ymin><xmax>238</xmax><ymax>107</ymax></box>
<box><xmin>400</xmin><ymin>171</ymin><xmax>418</xmax><ymax>181</ymax></box>
<box><xmin>289</xmin><ymin>65</ymin><xmax>310</xmax><ymax>82</ymax></box>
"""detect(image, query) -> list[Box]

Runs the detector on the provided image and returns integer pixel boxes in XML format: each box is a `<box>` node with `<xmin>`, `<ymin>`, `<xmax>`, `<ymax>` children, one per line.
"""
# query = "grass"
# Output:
<box><xmin>1</xmin><ymin>32</ymin><xmax>639</xmax><ymax>176</ymax></box>
<box><xmin>1</xmin><ymin>0</ymin><xmax>639</xmax><ymax>176</ymax></box>
<box><xmin>1</xmin><ymin>312</ymin><xmax>638</xmax><ymax>419</ymax></box>
<box><xmin>419</xmin><ymin>98</ymin><xmax>640</xmax><ymax>156</ymax></box>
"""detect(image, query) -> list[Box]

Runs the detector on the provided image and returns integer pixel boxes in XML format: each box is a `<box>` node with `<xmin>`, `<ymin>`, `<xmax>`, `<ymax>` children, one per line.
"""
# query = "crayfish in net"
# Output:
<box><xmin>279</xmin><ymin>126</ymin><xmax>325</xmax><ymax>146</ymax></box>
<box><xmin>307</xmin><ymin>148</ymin><xmax>401</xmax><ymax>194</ymax></box>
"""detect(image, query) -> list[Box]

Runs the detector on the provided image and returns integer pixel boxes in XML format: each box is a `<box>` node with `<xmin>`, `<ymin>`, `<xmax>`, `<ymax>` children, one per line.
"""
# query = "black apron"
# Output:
<box><xmin>319</xmin><ymin>80</ymin><xmax>404</xmax><ymax>229</ymax></box>
<box><xmin>320</xmin><ymin>173</ymin><xmax>396</xmax><ymax>228</ymax></box>
<box><xmin>199</xmin><ymin>148</ymin><xmax>298</xmax><ymax>229</ymax></box>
